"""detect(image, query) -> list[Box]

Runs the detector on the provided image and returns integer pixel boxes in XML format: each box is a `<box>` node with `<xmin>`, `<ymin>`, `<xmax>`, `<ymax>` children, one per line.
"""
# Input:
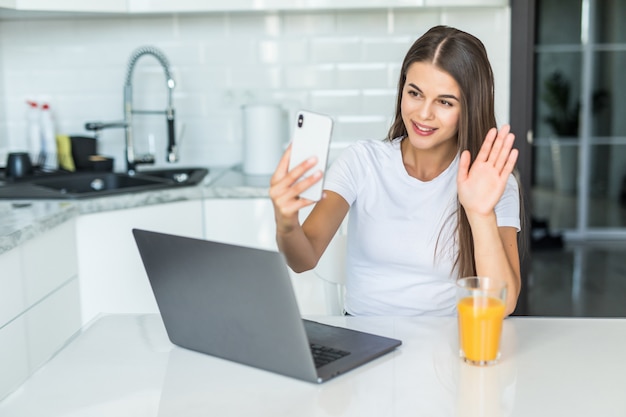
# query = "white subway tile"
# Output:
<box><xmin>310</xmin><ymin>37</ymin><xmax>361</xmax><ymax>63</ymax></box>
<box><xmin>177</xmin><ymin>14</ymin><xmax>229</xmax><ymax>40</ymax></box>
<box><xmin>124</xmin><ymin>15</ymin><xmax>180</xmax><ymax>41</ymax></box>
<box><xmin>200</xmin><ymin>38</ymin><xmax>256</xmax><ymax>66</ymax></box>
<box><xmin>391</xmin><ymin>9</ymin><xmax>441</xmax><ymax>35</ymax></box>
<box><xmin>228</xmin><ymin>65</ymin><xmax>283</xmax><ymax>89</ymax></box>
<box><xmin>336</xmin><ymin>63</ymin><xmax>389</xmax><ymax>89</ymax></box>
<box><xmin>309</xmin><ymin>90</ymin><xmax>361</xmax><ymax>116</ymax></box>
<box><xmin>441</xmin><ymin>7</ymin><xmax>509</xmax><ymax>45</ymax></box>
<box><xmin>333</xmin><ymin>115</ymin><xmax>389</xmax><ymax>142</ymax></box>
<box><xmin>257</xmin><ymin>39</ymin><xmax>309</xmax><ymax>65</ymax></box>
<box><xmin>177</xmin><ymin>66</ymin><xmax>231</xmax><ymax>93</ymax></box>
<box><xmin>362</xmin><ymin>89</ymin><xmax>398</xmax><ymax>116</ymax></box>
<box><xmin>168</xmin><ymin>93</ymin><xmax>207</xmax><ymax>118</ymax></box>
<box><xmin>336</xmin><ymin>10</ymin><xmax>389</xmax><ymax>35</ymax></box>
<box><xmin>284</xmin><ymin>64</ymin><xmax>336</xmax><ymax>89</ymax></box>
<box><xmin>362</xmin><ymin>37</ymin><xmax>413</xmax><ymax>62</ymax></box>
<box><xmin>283</xmin><ymin>12</ymin><xmax>336</xmax><ymax>36</ymax></box>
<box><xmin>159</xmin><ymin>44</ymin><xmax>206</xmax><ymax>67</ymax></box>
<box><xmin>388</xmin><ymin>63</ymin><xmax>403</xmax><ymax>88</ymax></box>
<box><xmin>226</xmin><ymin>12</ymin><xmax>282</xmax><ymax>37</ymax></box>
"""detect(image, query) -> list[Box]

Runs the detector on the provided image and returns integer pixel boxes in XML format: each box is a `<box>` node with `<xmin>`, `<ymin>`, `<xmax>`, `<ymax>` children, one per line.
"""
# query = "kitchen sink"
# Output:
<box><xmin>0</xmin><ymin>167</ymin><xmax>209</xmax><ymax>199</ymax></box>
<box><xmin>135</xmin><ymin>167</ymin><xmax>209</xmax><ymax>184</ymax></box>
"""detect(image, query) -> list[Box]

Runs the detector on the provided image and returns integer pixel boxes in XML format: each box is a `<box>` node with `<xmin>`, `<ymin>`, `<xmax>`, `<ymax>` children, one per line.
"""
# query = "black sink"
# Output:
<box><xmin>135</xmin><ymin>167</ymin><xmax>209</xmax><ymax>185</ymax></box>
<box><xmin>0</xmin><ymin>167</ymin><xmax>209</xmax><ymax>199</ymax></box>
<box><xmin>32</xmin><ymin>172</ymin><xmax>169</xmax><ymax>195</ymax></box>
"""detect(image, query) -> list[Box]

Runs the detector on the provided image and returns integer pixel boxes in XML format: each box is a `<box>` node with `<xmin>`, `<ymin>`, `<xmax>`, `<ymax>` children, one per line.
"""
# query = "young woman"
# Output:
<box><xmin>269</xmin><ymin>25</ymin><xmax>521</xmax><ymax>317</ymax></box>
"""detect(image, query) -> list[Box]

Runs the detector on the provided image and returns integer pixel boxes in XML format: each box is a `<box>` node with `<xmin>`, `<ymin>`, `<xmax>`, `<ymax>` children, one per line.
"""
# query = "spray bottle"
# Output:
<box><xmin>26</xmin><ymin>100</ymin><xmax>42</xmax><ymax>166</ymax></box>
<box><xmin>40</xmin><ymin>103</ymin><xmax>57</xmax><ymax>171</ymax></box>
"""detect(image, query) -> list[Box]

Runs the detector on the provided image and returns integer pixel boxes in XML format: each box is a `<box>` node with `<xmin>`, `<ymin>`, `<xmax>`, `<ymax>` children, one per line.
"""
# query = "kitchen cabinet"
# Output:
<box><xmin>0</xmin><ymin>0</ymin><xmax>507</xmax><ymax>14</ymax></box>
<box><xmin>202</xmin><ymin>198</ymin><xmax>277</xmax><ymax>251</ymax></box>
<box><xmin>128</xmin><ymin>0</ymin><xmax>508</xmax><ymax>13</ymax></box>
<box><xmin>76</xmin><ymin>200</ymin><xmax>203</xmax><ymax>326</ymax></box>
<box><xmin>0</xmin><ymin>0</ymin><xmax>126</xmax><ymax>12</ymax></box>
<box><xmin>202</xmin><ymin>198</ymin><xmax>327</xmax><ymax>315</ymax></box>
<box><xmin>0</xmin><ymin>219</ymin><xmax>80</xmax><ymax>400</ymax></box>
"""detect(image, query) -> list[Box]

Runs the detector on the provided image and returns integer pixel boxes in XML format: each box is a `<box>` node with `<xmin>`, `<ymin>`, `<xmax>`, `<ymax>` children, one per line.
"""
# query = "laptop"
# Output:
<box><xmin>132</xmin><ymin>228</ymin><xmax>401</xmax><ymax>383</ymax></box>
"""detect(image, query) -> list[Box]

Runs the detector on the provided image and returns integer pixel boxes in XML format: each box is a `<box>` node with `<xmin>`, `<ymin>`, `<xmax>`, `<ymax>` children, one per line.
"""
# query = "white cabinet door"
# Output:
<box><xmin>0</xmin><ymin>219</ymin><xmax>80</xmax><ymax>400</ymax></box>
<box><xmin>202</xmin><ymin>198</ymin><xmax>277</xmax><ymax>250</ymax></box>
<box><xmin>9</xmin><ymin>0</ymin><xmax>126</xmax><ymax>12</ymax></box>
<box><xmin>127</xmin><ymin>0</ymin><xmax>507</xmax><ymax>13</ymax></box>
<box><xmin>202</xmin><ymin>198</ymin><xmax>327</xmax><ymax>315</ymax></box>
<box><xmin>0</xmin><ymin>247</ymin><xmax>24</xmax><ymax>328</ymax></box>
<box><xmin>0</xmin><ymin>247</ymin><xmax>28</xmax><ymax>401</ymax></box>
<box><xmin>76</xmin><ymin>200</ymin><xmax>203</xmax><ymax>325</ymax></box>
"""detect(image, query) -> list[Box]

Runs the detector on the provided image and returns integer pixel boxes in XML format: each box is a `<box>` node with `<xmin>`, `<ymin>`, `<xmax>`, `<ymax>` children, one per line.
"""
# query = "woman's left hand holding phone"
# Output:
<box><xmin>269</xmin><ymin>144</ymin><xmax>323</xmax><ymax>234</ymax></box>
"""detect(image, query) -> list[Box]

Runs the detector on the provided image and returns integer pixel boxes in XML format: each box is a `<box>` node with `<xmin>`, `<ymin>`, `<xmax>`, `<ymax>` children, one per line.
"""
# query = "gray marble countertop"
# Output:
<box><xmin>0</xmin><ymin>166</ymin><xmax>271</xmax><ymax>255</ymax></box>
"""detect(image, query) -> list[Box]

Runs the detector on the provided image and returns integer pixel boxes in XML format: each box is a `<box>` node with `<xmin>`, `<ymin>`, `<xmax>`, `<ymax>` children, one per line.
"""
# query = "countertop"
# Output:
<box><xmin>1</xmin><ymin>313</ymin><xmax>624</xmax><ymax>416</ymax></box>
<box><xmin>0</xmin><ymin>166</ymin><xmax>272</xmax><ymax>255</ymax></box>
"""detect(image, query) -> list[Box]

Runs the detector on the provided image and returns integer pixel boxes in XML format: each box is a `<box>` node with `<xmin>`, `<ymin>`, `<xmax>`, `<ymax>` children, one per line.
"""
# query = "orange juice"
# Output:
<box><xmin>457</xmin><ymin>296</ymin><xmax>505</xmax><ymax>364</ymax></box>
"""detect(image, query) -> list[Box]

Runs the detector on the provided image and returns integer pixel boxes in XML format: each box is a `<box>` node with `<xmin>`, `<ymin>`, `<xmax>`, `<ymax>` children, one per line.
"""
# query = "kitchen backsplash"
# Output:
<box><xmin>0</xmin><ymin>6</ymin><xmax>510</xmax><ymax>171</ymax></box>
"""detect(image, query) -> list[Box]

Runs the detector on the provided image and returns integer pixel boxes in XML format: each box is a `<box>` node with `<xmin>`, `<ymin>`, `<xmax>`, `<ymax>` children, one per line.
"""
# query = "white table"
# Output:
<box><xmin>1</xmin><ymin>314</ymin><xmax>625</xmax><ymax>416</ymax></box>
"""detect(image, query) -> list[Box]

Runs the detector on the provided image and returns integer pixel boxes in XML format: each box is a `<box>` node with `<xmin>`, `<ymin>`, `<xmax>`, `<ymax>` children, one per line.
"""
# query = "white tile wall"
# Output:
<box><xmin>0</xmin><ymin>7</ymin><xmax>510</xmax><ymax>170</ymax></box>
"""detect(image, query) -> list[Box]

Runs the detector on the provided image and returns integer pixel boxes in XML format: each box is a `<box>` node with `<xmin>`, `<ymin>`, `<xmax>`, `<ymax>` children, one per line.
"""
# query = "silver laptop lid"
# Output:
<box><xmin>132</xmin><ymin>228</ymin><xmax>319</xmax><ymax>382</ymax></box>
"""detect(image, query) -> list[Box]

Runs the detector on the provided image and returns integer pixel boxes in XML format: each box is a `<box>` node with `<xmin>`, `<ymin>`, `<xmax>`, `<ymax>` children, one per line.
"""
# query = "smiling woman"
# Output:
<box><xmin>269</xmin><ymin>25</ymin><xmax>522</xmax><ymax>317</ymax></box>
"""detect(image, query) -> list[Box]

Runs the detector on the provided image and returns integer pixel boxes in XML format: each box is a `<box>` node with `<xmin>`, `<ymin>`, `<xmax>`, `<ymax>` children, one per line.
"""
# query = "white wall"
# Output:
<box><xmin>0</xmin><ymin>7</ymin><xmax>510</xmax><ymax>171</ymax></box>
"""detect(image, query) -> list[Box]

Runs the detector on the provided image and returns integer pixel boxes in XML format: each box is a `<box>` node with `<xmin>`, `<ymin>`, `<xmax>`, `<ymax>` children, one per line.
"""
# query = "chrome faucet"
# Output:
<box><xmin>85</xmin><ymin>46</ymin><xmax>177</xmax><ymax>174</ymax></box>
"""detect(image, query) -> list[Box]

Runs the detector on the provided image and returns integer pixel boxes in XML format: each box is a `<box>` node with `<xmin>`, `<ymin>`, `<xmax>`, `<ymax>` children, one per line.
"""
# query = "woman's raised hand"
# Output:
<box><xmin>269</xmin><ymin>144</ymin><xmax>323</xmax><ymax>233</ymax></box>
<box><xmin>457</xmin><ymin>124</ymin><xmax>518</xmax><ymax>219</ymax></box>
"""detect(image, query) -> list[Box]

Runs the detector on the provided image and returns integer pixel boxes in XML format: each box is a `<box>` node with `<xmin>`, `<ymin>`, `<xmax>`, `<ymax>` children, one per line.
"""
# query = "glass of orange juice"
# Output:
<box><xmin>456</xmin><ymin>277</ymin><xmax>507</xmax><ymax>366</ymax></box>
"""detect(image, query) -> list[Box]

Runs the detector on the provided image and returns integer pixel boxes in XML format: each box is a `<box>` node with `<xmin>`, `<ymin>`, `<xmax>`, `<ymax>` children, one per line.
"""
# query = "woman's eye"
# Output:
<box><xmin>440</xmin><ymin>100</ymin><xmax>452</xmax><ymax>107</ymax></box>
<box><xmin>408</xmin><ymin>90</ymin><xmax>420</xmax><ymax>97</ymax></box>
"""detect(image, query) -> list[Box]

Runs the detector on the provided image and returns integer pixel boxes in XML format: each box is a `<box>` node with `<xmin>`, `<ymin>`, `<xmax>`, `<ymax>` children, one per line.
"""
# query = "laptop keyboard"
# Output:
<box><xmin>310</xmin><ymin>343</ymin><xmax>351</xmax><ymax>368</ymax></box>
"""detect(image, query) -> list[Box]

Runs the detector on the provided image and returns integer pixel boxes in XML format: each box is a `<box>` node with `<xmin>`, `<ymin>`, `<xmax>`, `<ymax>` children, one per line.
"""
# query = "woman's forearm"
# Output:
<box><xmin>276</xmin><ymin>226</ymin><xmax>319</xmax><ymax>273</ymax></box>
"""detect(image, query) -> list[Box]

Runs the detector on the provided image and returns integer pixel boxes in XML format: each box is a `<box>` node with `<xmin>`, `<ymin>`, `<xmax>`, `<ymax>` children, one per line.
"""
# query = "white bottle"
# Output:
<box><xmin>40</xmin><ymin>102</ymin><xmax>57</xmax><ymax>171</ymax></box>
<box><xmin>26</xmin><ymin>100</ymin><xmax>42</xmax><ymax>166</ymax></box>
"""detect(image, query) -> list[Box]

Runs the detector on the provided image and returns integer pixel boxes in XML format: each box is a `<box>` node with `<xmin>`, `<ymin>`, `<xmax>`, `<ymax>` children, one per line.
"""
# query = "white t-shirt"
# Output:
<box><xmin>324</xmin><ymin>138</ymin><xmax>520</xmax><ymax>316</ymax></box>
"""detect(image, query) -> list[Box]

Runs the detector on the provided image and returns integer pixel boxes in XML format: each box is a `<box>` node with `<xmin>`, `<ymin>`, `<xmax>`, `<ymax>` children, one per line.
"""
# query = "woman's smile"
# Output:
<box><xmin>411</xmin><ymin>120</ymin><xmax>437</xmax><ymax>136</ymax></box>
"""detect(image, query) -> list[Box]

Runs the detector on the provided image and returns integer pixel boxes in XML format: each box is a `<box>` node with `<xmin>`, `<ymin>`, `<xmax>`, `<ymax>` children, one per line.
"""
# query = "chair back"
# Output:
<box><xmin>314</xmin><ymin>229</ymin><xmax>347</xmax><ymax>315</ymax></box>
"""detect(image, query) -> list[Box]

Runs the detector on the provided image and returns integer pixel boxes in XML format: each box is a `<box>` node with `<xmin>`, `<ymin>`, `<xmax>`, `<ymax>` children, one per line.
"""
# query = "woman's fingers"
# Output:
<box><xmin>457</xmin><ymin>149</ymin><xmax>471</xmax><ymax>183</ymax></box>
<box><xmin>494</xmin><ymin>131</ymin><xmax>516</xmax><ymax>173</ymax></box>
<box><xmin>503</xmin><ymin>147</ymin><xmax>519</xmax><ymax>175</ymax></box>
<box><xmin>475</xmin><ymin>127</ymin><xmax>496</xmax><ymax>162</ymax></box>
<box><xmin>269</xmin><ymin>145</ymin><xmax>322</xmax><ymax>210</ymax></box>
<box><xmin>475</xmin><ymin>124</ymin><xmax>516</xmax><ymax>175</ymax></box>
<box><xmin>486</xmin><ymin>125</ymin><xmax>508</xmax><ymax>164</ymax></box>
<box><xmin>270</xmin><ymin>144</ymin><xmax>293</xmax><ymax>185</ymax></box>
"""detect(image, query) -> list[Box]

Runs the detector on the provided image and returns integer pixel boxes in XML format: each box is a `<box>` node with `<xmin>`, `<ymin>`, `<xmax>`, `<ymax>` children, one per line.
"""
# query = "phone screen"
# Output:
<box><xmin>288</xmin><ymin>110</ymin><xmax>333</xmax><ymax>202</ymax></box>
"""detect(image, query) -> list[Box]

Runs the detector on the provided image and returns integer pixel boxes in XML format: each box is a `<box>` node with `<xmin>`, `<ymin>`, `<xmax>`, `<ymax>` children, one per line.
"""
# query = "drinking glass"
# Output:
<box><xmin>456</xmin><ymin>276</ymin><xmax>507</xmax><ymax>366</ymax></box>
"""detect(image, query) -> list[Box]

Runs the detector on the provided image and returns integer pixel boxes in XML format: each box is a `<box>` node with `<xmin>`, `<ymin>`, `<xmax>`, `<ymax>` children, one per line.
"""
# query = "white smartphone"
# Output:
<box><xmin>288</xmin><ymin>110</ymin><xmax>334</xmax><ymax>202</ymax></box>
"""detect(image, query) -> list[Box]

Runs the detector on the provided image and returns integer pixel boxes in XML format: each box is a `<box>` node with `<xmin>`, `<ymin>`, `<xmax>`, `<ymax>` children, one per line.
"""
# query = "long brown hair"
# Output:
<box><xmin>387</xmin><ymin>25</ymin><xmax>498</xmax><ymax>278</ymax></box>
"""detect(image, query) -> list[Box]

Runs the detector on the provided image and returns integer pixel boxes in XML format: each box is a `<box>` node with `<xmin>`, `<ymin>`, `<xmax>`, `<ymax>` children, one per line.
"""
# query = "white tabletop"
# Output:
<box><xmin>1</xmin><ymin>314</ymin><xmax>625</xmax><ymax>417</ymax></box>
